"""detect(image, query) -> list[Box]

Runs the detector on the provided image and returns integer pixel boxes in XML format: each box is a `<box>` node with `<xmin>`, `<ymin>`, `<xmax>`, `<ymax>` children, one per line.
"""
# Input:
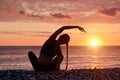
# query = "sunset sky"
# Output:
<box><xmin>0</xmin><ymin>0</ymin><xmax>120</xmax><ymax>46</ymax></box>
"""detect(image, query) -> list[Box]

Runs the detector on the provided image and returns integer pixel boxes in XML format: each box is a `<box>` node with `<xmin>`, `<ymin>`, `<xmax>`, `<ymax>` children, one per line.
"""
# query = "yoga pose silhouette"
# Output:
<box><xmin>28</xmin><ymin>26</ymin><xmax>86</xmax><ymax>72</ymax></box>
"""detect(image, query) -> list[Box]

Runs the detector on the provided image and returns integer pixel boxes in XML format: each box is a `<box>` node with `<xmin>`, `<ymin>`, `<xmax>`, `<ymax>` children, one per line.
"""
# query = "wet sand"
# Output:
<box><xmin>0</xmin><ymin>68</ymin><xmax>120</xmax><ymax>80</ymax></box>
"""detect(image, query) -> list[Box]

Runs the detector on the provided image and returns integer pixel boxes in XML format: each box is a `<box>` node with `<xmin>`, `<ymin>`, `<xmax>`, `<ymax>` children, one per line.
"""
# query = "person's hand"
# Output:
<box><xmin>78</xmin><ymin>26</ymin><xmax>86</xmax><ymax>33</ymax></box>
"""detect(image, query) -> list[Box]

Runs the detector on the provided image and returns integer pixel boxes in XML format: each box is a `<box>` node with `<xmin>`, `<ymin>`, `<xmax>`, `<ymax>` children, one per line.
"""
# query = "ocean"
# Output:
<box><xmin>0</xmin><ymin>46</ymin><xmax>120</xmax><ymax>70</ymax></box>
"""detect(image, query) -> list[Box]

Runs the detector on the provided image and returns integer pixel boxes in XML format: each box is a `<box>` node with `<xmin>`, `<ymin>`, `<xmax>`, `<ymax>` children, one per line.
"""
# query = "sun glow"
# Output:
<box><xmin>90</xmin><ymin>40</ymin><xmax>99</xmax><ymax>46</ymax></box>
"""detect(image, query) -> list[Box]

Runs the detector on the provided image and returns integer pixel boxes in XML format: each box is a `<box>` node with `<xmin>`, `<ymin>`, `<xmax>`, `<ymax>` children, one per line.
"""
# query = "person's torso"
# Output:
<box><xmin>40</xmin><ymin>40</ymin><xmax>61</xmax><ymax>58</ymax></box>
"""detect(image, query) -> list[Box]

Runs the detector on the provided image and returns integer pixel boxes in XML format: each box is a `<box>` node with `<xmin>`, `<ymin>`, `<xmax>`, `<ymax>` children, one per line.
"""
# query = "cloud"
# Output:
<box><xmin>19</xmin><ymin>10</ymin><xmax>25</xmax><ymax>15</ymax></box>
<box><xmin>27</xmin><ymin>31</ymin><xmax>52</xmax><ymax>34</ymax></box>
<box><xmin>98</xmin><ymin>8</ymin><xmax>120</xmax><ymax>17</ymax></box>
<box><xmin>50</xmin><ymin>13</ymin><xmax>72</xmax><ymax>19</ymax></box>
<box><xmin>0</xmin><ymin>31</ymin><xmax>22</xmax><ymax>35</ymax></box>
<box><xmin>31</xmin><ymin>34</ymin><xmax>50</xmax><ymax>37</ymax></box>
<box><xmin>28</xmin><ymin>31</ymin><xmax>52</xmax><ymax>37</ymax></box>
<box><xmin>19</xmin><ymin>10</ymin><xmax>44</xmax><ymax>19</ymax></box>
<box><xmin>0</xmin><ymin>0</ymin><xmax>120</xmax><ymax>23</ymax></box>
<box><xmin>0</xmin><ymin>31</ymin><xmax>51</xmax><ymax>37</ymax></box>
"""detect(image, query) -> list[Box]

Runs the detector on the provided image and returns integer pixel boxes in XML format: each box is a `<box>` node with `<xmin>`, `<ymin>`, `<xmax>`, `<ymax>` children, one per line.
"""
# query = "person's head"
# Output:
<box><xmin>57</xmin><ymin>34</ymin><xmax>70</xmax><ymax>45</ymax></box>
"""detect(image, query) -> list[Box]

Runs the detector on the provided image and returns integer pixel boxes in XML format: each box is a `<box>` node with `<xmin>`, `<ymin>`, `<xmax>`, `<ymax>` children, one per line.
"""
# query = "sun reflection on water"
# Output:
<box><xmin>90</xmin><ymin>64</ymin><xmax>99</xmax><ymax>69</ymax></box>
<box><xmin>90</xmin><ymin>47</ymin><xmax>99</xmax><ymax>69</ymax></box>
<box><xmin>92</xmin><ymin>55</ymin><xmax>97</xmax><ymax>58</ymax></box>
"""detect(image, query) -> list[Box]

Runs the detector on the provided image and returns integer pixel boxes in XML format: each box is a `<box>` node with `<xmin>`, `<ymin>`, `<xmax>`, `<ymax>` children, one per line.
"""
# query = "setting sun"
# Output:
<box><xmin>90</xmin><ymin>40</ymin><xmax>99</xmax><ymax>46</ymax></box>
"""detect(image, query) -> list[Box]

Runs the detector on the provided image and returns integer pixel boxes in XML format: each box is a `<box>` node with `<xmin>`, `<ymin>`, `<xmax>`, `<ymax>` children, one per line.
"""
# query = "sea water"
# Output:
<box><xmin>0</xmin><ymin>46</ymin><xmax>120</xmax><ymax>70</ymax></box>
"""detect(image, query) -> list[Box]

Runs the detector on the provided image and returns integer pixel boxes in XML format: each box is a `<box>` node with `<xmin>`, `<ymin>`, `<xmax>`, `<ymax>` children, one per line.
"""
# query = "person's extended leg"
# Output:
<box><xmin>28</xmin><ymin>51</ymin><xmax>40</xmax><ymax>71</ymax></box>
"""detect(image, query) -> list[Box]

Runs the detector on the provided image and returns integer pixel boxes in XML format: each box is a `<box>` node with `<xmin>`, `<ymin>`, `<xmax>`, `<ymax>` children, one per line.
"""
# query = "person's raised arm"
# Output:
<box><xmin>50</xmin><ymin>26</ymin><xmax>86</xmax><ymax>39</ymax></box>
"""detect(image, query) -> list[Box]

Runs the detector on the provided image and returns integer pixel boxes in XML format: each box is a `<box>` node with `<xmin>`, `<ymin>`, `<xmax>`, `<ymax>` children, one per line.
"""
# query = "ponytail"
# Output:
<box><xmin>65</xmin><ymin>42</ymin><xmax>69</xmax><ymax>70</ymax></box>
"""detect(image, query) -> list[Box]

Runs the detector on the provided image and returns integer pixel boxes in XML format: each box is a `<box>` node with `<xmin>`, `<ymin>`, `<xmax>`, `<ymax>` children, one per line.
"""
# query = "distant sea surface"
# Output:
<box><xmin>0</xmin><ymin>46</ymin><xmax>120</xmax><ymax>70</ymax></box>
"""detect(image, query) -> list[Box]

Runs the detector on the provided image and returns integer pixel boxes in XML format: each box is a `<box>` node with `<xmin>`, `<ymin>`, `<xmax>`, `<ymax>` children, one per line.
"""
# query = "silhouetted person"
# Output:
<box><xmin>28</xmin><ymin>26</ymin><xmax>86</xmax><ymax>72</ymax></box>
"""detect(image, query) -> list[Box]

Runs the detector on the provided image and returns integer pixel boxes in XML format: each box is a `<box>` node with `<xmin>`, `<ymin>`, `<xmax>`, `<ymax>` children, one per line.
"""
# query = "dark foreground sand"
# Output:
<box><xmin>0</xmin><ymin>68</ymin><xmax>120</xmax><ymax>80</ymax></box>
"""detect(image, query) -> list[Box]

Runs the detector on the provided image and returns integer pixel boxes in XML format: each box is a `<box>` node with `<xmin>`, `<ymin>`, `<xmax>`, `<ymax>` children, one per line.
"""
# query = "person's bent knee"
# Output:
<box><xmin>28</xmin><ymin>51</ymin><xmax>33</xmax><ymax>55</ymax></box>
<box><xmin>28</xmin><ymin>51</ymin><xmax>34</xmax><ymax>56</ymax></box>
<box><xmin>28</xmin><ymin>51</ymin><xmax>37</xmax><ymax>61</ymax></box>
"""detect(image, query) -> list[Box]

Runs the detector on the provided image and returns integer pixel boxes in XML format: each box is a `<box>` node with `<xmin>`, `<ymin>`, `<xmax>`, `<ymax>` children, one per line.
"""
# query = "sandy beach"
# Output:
<box><xmin>0</xmin><ymin>68</ymin><xmax>119</xmax><ymax>80</ymax></box>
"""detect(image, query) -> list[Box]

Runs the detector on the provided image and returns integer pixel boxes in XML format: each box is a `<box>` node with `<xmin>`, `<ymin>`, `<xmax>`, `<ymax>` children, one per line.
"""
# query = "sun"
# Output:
<box><xmin>90</xmin><ymin>40</ymin><xmax>99</xmax><ymax>46</ymax></box>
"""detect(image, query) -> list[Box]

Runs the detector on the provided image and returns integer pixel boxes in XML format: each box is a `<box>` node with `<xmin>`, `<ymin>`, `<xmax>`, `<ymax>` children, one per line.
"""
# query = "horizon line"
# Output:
<box><xmin>0</xmin><ymin>45</ymin><xmax>120</xmax><ymax>47</ymax></box>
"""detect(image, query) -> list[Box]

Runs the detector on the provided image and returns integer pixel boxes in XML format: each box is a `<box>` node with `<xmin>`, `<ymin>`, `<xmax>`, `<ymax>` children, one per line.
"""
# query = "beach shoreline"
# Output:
<box><xmin>0</xmin><ymin>68</ymin><xmax>120</xmax><ymax>80</ymax></box>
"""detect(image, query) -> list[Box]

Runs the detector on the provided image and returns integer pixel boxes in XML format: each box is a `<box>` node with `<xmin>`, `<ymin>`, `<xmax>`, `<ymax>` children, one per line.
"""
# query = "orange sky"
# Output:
<box><xmin>0</xmin><ymin>0</ymin><xmax>120</xmax><ymax>46</ymax></box>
